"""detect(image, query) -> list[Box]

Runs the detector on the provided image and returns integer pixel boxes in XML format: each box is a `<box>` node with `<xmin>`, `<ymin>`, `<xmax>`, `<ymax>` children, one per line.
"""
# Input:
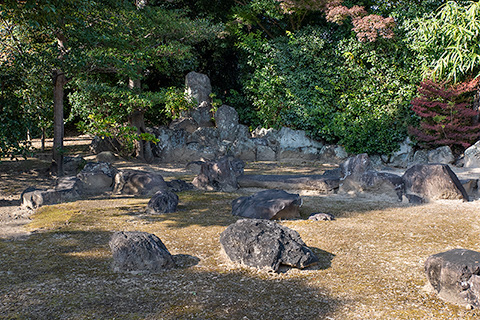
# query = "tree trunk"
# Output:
<box><xmin>128</xmin><ymin>77</ymin><xmax>153</xmax><ymax>163</ymax></box>
<box><xmin>474</xmin><ymin>89</ymin><xmax>480</xmax><ymax>123</ymax></box>
<box><xmin>52</xmin><ymin>70</ymin><xmax>66</xmax><ymax>176</ymax></box>
<box><xmin>128</xmin><ymin>108</ymin><xmax>153</xmax><ymax>163</ymax></box>
<box><xmin>41</xmin><ymin>127</ymin><xmax>46</xmax><ymax>152</ymax></box>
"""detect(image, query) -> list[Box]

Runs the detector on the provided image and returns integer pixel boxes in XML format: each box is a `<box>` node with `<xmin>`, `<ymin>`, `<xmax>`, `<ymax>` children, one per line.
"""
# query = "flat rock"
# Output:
<box><xmin>238</xmin><ymin>174</ymin><xmax>339</xmax><ymax>193</ymax></box>
<box><xmin>109</xmin><ymin>231</ymin><xmax>176</xmax><ymax>273</ymax></box>
<box><xmin>425</xmin><ymin>248</ymin><xmax>480</xmax><ymax>308</ymax></box>
<box><xmin>231</xmin><ymin>189</ymin><xmax>302</xmax><ymax>220</ymax></box>
<box><xmin>220</xmin><ymin>219</ymin><xmax>319</xmax><ymax>272</ymax></box>
<box><xmin>308</xmin><ymin>213</ymin><xmax>335</xmax><ymax>221</ymax></box>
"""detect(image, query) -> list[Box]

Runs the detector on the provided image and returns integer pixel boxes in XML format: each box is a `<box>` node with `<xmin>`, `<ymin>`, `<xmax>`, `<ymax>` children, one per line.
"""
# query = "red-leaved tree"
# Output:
<box><xmin>324</xmin><ymin>1</ymin><xmax>395</xmax><ymax>42</ymax></box>
<box><xmin>409</xmin><ymin>79</ymin><xmax>480</xmax><ymax>153</ymax></box>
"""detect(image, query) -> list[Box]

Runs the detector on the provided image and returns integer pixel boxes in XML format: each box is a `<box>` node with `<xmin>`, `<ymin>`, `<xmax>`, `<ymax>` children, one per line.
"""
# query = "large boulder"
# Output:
<box><xmin>63</xmin><ymin>156</ymin><xmax>86</xmax><ymax>175</ymax></box>
<box><xmin>318</xmin><ymin>145</ymin><xmax>348</xmax><ymax>163</ymax></box>
<box><xmin>340</xmin><ymin>153</ymin><xmax>373</xmax><ymax>179</ymax></box>
<box><xmin>220</xmin><ymin>219</ymin><xmax>318</xmax><ymax>272</ymax></box>
<box><xmin>388</xmin><ymin>138</ymin><xmax>414</xmax><ymax>168</ymax></box>
<box><xmin>109</xmin><ymin>231</ymin><xmax>176</xmax><ymax>273</ymax></box>
<box><xmin>277</xmin><ymin>127</ymin><xmax>323</xmax><ymax>150</ymax></box>
<box><xmin>339</xmin><ymin>170</ymin><xmax>404</xmax><ymax>200</ymax></box>
<box><xmin>425</xmin><ymin>249</ymin><xmax>480</xmax><ymax>308</ymax></box>
<box><xmin>215</xmin><ymin>105</ymin><xmax>239</xmax><ymax>140</ymax></box>
<box><xmin>428</xmin><ymin>146</ymin><xmax>455</xmax><ymax>164</ymax></box>
<box><xmin>169</xmin><ymin>117</ymin><xmax>198</xmax><ymax>133</ymax></box>
<box><xmin>146</xmin><ymin>190</ymin><xmax>179</xmax><ymax>214</ymax></box>
<box><xmin>402</xmin><ymin>164</ymin><xmax>468</xmax><ymax>202</ymax></box>
<box><xmin>185</xmin><ymin>71</ymin><xmax>212</xmax><ymax>105</ymax></box>
<box><xmin>191</xmin><ymin>101</ymin><xmax>215</xmax><ymax>128</ymax></box>
<box><xmin>114</xmin><ymin>170</ymin><xmax>168</xmax><ymax>196</ymax></box>
<box><xmin>77</xmin><ymin>162</ymin><xmax>116</xmax><ymax>194</ymax></box>
<box><xmin>192</xmin><ymin>156</ymin><xmax>245</xmax><ymax>192</ymax></box>
<box><xmin>464</xmin><ymin>141</ymin><xmax>480</xmax><ymax>168</ymax></box>
<box><xmin>231</xmin><ymin>189</ymin><xmax>302</xmax><ymax>220</ymax></box>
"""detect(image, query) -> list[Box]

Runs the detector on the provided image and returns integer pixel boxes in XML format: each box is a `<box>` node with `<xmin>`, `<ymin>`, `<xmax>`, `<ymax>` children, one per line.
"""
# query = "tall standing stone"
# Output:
<box><xmin>185</xmin><ymin>71</ymin><xmax>212</xmax><ymax>105</ymax></box>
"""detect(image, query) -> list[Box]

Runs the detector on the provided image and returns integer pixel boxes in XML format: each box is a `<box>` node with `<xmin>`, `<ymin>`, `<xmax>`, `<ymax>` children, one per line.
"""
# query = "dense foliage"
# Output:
<box><xmin>3</xmin><ymin>0</ymin><xmax>480</xmax><ymax>159</ymax></box>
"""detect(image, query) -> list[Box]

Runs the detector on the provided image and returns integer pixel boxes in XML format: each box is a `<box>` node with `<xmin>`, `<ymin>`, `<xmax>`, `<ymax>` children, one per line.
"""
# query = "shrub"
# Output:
<box><xmin>409</xmin><ymin>79</ymin><xmax>480</xmax><ymax>154</ymax></box>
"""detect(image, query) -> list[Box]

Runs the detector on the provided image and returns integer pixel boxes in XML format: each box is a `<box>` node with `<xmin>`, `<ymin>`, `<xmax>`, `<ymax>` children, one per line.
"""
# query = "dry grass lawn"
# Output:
<box><xmin>1</xmin><ymin>144</ymin><xmax>480</xmax><ymax>319</ymax></box>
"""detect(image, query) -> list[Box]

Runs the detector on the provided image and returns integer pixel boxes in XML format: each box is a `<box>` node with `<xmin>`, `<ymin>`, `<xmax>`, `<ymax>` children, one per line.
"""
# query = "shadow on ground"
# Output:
<box><xmin>0</xmin><ymin>229</ymin><xmax>340</xmax><ymax>319</ymax></box>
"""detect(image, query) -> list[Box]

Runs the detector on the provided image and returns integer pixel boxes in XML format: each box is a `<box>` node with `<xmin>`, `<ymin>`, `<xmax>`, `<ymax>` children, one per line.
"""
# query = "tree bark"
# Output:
<box><xmin>52</xmin><ymin>70</ymin><xmax>66</xmax><ymax>176</ymax></box>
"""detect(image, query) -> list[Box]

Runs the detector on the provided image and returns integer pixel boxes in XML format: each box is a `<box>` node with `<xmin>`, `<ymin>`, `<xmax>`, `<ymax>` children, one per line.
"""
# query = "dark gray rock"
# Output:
<box><xmin>215</xmin><ymin>105</ymin><xmax>239</xmax><ymax>140</ymax></box>
<box><xmin>188</xmin><ymin>127</ymin><xmax>219</xmax><ymax>146</ymax></box>
<box><xmin>191</xmin><ymin>101</ymin><xmax>214</xmax><ymax>127</ymax></box>
<box><xmin>95</xmin><ymin>151</ymin><xmax>116</xmax><ymax>163</ymax></box>
<box><xmin>63</xmin><ymin>156</ymin><xmax>85</xmax><ymax>175</ymax></box>
<box><xmin>114</xmin><ymin>170</ymin><xmax>168</xmax><ymax>196</ymax></box>
<box><xmin>340</xmin><ymin>153</ymin><xmax>373</xmax><ymax>179</ymax></box>
<box><xmin>232</xmin><ymin>189</ymin><xmax>302</xmax><ymax>220</ymax></box>
<box><xmin>109</xmin><ymin>231</ymin><xmax>176</xmax><ymax>273</ymax></box>
<box><xmin>77</xmin><ymin>162</ymin><xmax>116</xmax><ymax>194</ymax></box>
<box><xmin>192</xmin><ymin>156</ymin><xmax>245</xmax><ymax>192</ymax></box>
<box><xmin>256</xmin><ymin>145</ymin><xmax>276</xmax><ymax>161</ymax></box>
<box><xmin>425</xmin><ymin>249</ymin><xmax>480</xmax><ymax>308</ymax></box>
<box><xmin>402</xmin><ymin>164</ymin><xmax>468</xmax><ymax>202</ymax></box>
<box><xmin>220</xmin><ymin>219</ymin><xmax>318</xmax><ymax>272</ymax></box>
<box><xmin>237</xmin><ymin>175</ymin><xmax>339</xmax><ymax>193</ymax></box>
<box><xmin>146</xmin><ymin>190</ymin><xmax>179</xmax><ymax>214</ymax></box>
<box><xmin>340</xmin><ymin>170</ymin><xmax>404</xmax><ymax>201</ymax></box>
<box><xmin>166</xmin><ymin>179</ymin><xmax>194</xmax><ymax>192</ymax></box>
<box><xmin>169</xmin><ymin>117</ymin><xmax>198</xmax><ymax>133</ymax></box>
<box><xmin>308</xmin><ymin>213</ymin><xmax>335</xmax><ymax>221</ymax></box>
<box><xmin>185</xmin><ymin>71</ymin><xmax>212</xmax><ymax>105</ymax></box>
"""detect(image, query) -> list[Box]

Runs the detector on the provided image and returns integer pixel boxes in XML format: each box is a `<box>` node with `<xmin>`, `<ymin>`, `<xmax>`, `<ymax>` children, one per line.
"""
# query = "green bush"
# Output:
<box><xmin>236</xmin><ymin>25</ymin><xmax>419</xmax><ymax>154</ymax></box>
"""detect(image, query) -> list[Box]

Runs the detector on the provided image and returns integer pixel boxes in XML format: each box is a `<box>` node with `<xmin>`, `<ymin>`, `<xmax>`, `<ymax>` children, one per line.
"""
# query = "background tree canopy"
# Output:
<box><xmin>2</xmin><ymin>0</ymin><xmax>479</xmax><ymax>160</ymax></box>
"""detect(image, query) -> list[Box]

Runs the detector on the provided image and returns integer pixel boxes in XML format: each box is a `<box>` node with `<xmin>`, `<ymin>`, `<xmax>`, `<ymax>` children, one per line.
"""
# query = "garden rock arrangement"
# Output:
<box><xmin>21</xmin><ymin>163</ymin><xmax>172</xmax><ymax>210</ymax></box>
<box><xmin>148</xmin><ymin>103</ymin><xmax>349</xmax><ymax>164</ymax></box>
<box><xmin>220</xmin><ymin>219</ymin><xmax>319</xmax><ymax>272</ymax></box>
<box><xmin>425</xmin><ymin>249</ymin><xmax>480</xmax><ymax>308</ymax></box>
<box><xmin>231</xmin><ymin>189</ymin><xmax>302</xmax><ymax>220</ymax></box>
<box><xmin>109</xmin><ymin>231</ymin><xmax>176</xmax><ymax>273</ymax></box>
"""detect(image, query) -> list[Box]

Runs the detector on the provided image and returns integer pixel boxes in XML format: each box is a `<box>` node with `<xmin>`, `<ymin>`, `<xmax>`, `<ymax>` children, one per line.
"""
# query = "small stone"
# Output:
<box><xmin>308</xmin><ymin>213</ymin><xmax>335</xmax><ymax>221</ymax></box>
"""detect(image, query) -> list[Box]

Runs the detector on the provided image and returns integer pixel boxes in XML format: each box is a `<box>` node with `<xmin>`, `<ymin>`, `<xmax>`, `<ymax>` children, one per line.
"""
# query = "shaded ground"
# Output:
<box><xmin>1</xmin><ymin>137</ymin><xmax>480</xmax><ymax>319</ymax></box>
